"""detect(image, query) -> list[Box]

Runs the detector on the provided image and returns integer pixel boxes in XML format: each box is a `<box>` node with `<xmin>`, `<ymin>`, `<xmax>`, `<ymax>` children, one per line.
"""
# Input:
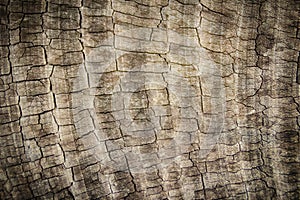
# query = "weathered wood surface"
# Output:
<box><xmin>0</xmin><ymin>0</ymin><xmax>299</xmax><ymax>199</ymax></box>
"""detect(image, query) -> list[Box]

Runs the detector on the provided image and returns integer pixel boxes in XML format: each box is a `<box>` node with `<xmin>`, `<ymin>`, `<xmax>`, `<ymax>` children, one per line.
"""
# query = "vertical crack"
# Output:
<box><xmin>200</xmin><ymin>172</ymin><xmax>207</xmax><ymax>199</ymax></box>
<box><xmin>6</xmin><ymin>0</ymin><xmax>12</xmax><ymax>77</ymax></box>
<box><xmin>78</xmin><ymin>0</ymin><xmax>89</xmax><ymax>88</ymax></box>
<box><xmin>157</xmin><ymin>0</ymin><xmax>169</xmax><ymax>28</ymax></box>
<box><xmin>296</xmin><ymin>52</ymin><xmax>300</xmax><ymax>84</ymax></box>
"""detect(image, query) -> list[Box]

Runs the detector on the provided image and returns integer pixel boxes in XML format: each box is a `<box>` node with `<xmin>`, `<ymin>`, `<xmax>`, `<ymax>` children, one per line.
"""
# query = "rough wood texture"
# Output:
<box><xmin>0</xmin><ymin>0</ymin><xmax>299</xmax><ymax>199</ymax></box>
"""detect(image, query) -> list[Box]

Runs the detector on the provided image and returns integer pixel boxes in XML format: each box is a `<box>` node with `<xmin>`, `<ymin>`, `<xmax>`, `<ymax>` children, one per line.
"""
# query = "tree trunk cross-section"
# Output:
<box><xmin>0</xmin><ymin>0</ymin><xmax>299</xmax><ymax>199</ymax></box>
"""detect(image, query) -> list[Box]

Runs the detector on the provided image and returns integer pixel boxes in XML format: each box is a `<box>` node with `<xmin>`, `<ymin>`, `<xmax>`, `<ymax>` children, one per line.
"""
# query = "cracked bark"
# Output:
<box><xmin>0</xmin><ymin>0</ymin><xmax>299</xmax><ymax>199</ymax></box>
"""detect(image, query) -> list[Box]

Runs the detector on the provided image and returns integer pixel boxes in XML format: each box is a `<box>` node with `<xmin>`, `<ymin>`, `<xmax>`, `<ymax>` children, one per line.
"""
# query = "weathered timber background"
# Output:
<box><xmin>0</xmin><ymin>0</ymin><xmax>299</xmax><ymax>199</ymax></box>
